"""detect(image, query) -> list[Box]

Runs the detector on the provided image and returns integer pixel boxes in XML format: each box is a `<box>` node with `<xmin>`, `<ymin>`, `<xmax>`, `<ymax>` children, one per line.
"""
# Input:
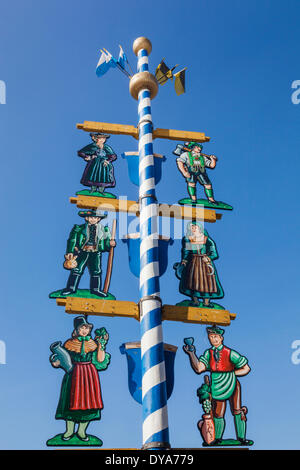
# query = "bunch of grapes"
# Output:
<box><xmin>202</xmin><ymin>398</ymin><xmax>211</xmax><ymax>414</ymax></box>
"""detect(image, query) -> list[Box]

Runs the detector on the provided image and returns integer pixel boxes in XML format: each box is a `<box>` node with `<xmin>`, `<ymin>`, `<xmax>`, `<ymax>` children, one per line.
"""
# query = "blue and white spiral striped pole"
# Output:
<box><xmin>130</xmin><ymin>37</ymin><xmax>170</xmax><ymax>450</ymax></box>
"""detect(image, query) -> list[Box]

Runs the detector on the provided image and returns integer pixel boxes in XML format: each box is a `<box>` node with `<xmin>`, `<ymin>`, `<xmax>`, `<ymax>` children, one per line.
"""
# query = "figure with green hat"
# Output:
<box><xmin>173</xmin><ymin>142</ymin><xmax>232</xmax><ymax>210</ymax></box>
<box><xmin>183</xmin><ymin>326</ymin><xmax>253</xmax><ymax>447</ymax></box>
<box><xmin>47</xmin><ymin>316</ymin><xmax>111</xmax><ymax>447</ymax></box>
<box><xmin>77</xmin><ymin>133</ymin><xmax>117</xmax><ymax>198</ymax></box>
<box><xmin>57</xmin><ymin>210</ymin><xmax>116</xmax><ymax>298</ymax></box>
<box><xmin>173</xmin><ymin>221</ymin><xmax>224</xmax><ymax>308</ymax></box>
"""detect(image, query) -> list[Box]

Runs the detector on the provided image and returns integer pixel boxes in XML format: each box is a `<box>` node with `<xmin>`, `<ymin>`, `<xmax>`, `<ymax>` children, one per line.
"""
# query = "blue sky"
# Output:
<box><xmin>0</xmin><ymin>0</ymin><xmax>300</xmax><ymax>450</ymax></box>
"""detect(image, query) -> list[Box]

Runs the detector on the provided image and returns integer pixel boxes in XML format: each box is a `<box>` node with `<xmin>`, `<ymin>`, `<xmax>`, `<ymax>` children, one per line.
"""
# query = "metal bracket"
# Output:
<box><xmin>138</xmin><ymin>295</ymin><xmax>162</xmax><ymax>316</ymax></box>
<box><xmin>139</xmin><ymin>194</ymin><xmax>158</xmax><ymax>204</ymax></box>
<box><xmin>141</xmin><ymin>441</ymin><xmax>171</xmax><ymax>450</ymax></box>
<box><xmin>138</xmin><ymin>118</ymin><xmax>153</xmax><ymax>130</ymax></box>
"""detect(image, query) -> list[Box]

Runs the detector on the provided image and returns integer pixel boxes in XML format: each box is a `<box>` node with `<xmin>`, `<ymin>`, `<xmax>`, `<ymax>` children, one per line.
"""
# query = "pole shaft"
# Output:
<box><xmin>137</xmin><ymin>47</ymin><xmax>170</xmax><ymax>449</ymax></box>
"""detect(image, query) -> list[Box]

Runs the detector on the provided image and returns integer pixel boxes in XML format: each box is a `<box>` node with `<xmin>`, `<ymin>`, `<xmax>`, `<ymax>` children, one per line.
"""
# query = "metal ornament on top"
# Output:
<box><xmin>129</xmin><ymin>37</ymin><xmax>170</xmax><ymax>451</ymax></box>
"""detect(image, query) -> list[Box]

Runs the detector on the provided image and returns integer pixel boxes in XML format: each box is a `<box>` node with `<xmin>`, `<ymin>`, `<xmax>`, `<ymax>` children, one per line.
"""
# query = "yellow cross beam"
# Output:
<box><xmin>56</xmin><ymin>298</ymin><xmax>236</xmax><ymax>326</ymax></box>
<box><xmin>69</xmin><ymin>196</ymin><xmax>222</xmax><ymax>223</ymax></box>
<box><xmin>77</xmin><ymin>121</ymin><xmax>210</xmax><ymax>143</ymax></box>
<box><xmin>56</xmin><ymin>298</ymin><xmax>139</xmax><ymax>319</ymax></box>
<box><xmin>162</xmin><ymin>305</ymin><xmax>236</xmax><ymax>326</ymax></box>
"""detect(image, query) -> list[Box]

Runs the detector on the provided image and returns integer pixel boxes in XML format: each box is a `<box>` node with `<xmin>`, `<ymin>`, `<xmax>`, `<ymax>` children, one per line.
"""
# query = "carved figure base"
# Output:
<box><xmin>49</xmin><ymin>289</ymin><xmax>116</xmax><ymax>300</ymax></box>
<box><xmin>178</xmin><ymin>198</ymin><xmax>233</xmax><ymax>211</ymax></box>
<box><xmin>46</xmin><ymin>433</ymin><xmax>103</xmax><ymax>447</ymax></box>
<box><xmin>76</xmin><ymin>190</ymin><xmax>116</xmax><ymax>199</ymax></box>
<box><xmin>176</xmin><ymin>299</ymin><xmax>225</xmax><ymax>310</ymax></box>
<box><xmin>202</xmin><ymin>438</ymin><xmax>254</xmax><ymax>447</ymax></box>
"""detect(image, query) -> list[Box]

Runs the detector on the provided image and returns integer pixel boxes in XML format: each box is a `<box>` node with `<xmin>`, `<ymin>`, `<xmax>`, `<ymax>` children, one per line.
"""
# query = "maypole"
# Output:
<box><xmin>129</xmin><ymin>37</ymin><xmax>170</xmax><ymax>450</ymax></box>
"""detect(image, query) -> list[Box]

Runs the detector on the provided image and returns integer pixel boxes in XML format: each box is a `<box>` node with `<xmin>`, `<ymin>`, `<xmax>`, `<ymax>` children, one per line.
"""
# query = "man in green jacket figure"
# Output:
<box><xmin>183</xmin><ymin>326</ymin><xmax>253</xmax><ymax>446</ymax></box>
<box><xmin>62</xmin><ymin>210</ymin><xmax>116</xmax><ymax>297</ymax></box>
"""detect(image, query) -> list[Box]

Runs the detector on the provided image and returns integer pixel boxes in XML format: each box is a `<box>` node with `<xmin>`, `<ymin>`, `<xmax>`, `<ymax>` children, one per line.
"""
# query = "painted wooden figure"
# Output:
<box><xmin>76</xmin><ymin>132</ymin><xmax>117</xmax><ymax>198</ymax></box>
<box><xmin>173</xmin><ymin>221</ymin><xmax>224</xmax><ymax>309</ymax></box>
<box><xmin>49</xmin><ymin>210</ymin><xmax>116</xmax><ymax>300</ymax></box>
<box><xmin>183</xmin><ymin>326</ymin><xmax>253</xmax><ymax>447</ymax></box>
<box><xmin>47</xmin><ymin>316</ymin><xmax>111</xmax><ymax>447</ymax></box>
<box><xmin>174</xmin><ymin>142</ymin><xmax>232</xmax><ymax>210</ymax></box>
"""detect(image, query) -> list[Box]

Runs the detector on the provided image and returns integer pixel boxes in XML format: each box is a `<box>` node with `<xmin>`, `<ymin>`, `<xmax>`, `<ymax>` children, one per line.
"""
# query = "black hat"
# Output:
<box><xmin>78</xmin><ymin>209</ymin><xmax>107</xmax><ymax>219</ymax></box>
<box><xmin>73</xmin><ymin>316</ymin><xmax>93</xmax><ymax>331</ymax></box>
<box><xmin>206</xmin><ymin>325</ymin><xmax>225</xmax><ymax>336</ymax></box>
<box><xmin>90</xmin><ymin>132</ymin><xmax>110</xmax><ymax>139</ymax></box>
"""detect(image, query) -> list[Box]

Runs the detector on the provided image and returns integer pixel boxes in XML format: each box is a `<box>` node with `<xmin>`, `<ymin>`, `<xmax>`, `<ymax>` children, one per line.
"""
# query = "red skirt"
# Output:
<box><xmin>70</xmin><ymin>362</ymin><xmax>103</xmax><ymax>410</ymax></box>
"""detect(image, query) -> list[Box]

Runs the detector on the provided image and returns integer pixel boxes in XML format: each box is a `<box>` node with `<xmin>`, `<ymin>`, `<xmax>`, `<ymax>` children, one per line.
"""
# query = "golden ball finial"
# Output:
<box><xmin>133</xmin><ymin>37</ymin><xmax>152</xmax><ymax>56</ymax></box>
<box><xmin>129</xmin><ymin>72</ymin><xmax>158</xmax><ymax>100</ymax></box>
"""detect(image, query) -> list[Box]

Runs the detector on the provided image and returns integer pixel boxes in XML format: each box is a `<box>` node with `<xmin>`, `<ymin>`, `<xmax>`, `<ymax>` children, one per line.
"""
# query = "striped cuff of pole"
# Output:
<box><xmin>137</xmin><ymin>49</ymin><xmax>149</xmax><ymax>72</ymax></box>
<box><xmin>140</xmin><ymin>300</ymin><xmax>169</xmax><ymax>445</ymax></box>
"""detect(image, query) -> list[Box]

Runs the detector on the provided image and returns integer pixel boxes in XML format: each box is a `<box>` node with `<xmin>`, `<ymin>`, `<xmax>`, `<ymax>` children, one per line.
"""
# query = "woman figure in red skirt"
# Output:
<box><xmin>52</xmin><ymin>316</ymin><xmax>110</xmax><ymax>442</ymax></box>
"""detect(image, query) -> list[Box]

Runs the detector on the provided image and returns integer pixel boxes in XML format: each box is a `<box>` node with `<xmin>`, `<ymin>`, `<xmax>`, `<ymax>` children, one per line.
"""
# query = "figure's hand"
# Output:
<box><xmin>84</xmin><ymin>156</ymin><xmax>91</xmax><ymax>161</ymax></box>
<box><xmin>181</xmin><ymin>260</ymin><xmax>187</xmax><ymax>266</ymax></box>
<box><xmin>183</xmin><ymin>345</ymin><xmax>195</xmax><ymax>355</ymax></box>
<box><xmin>63</xmin><ymin>253</ymin><xmax>78</xmax><ymax>270</ymax></box>
<box><xmin>203</xmin><ymin>256</ymin><xmax>211</xmax><ymax>263</ymax></box>
<box><xmin>110</xmin><ymin>240</ymin><xmax>116</xmax><ymax>247</ymax></box>
<box><xmin>103</xmin><ymin>160</ymin><xmax>109</xmax><ymax>166</ymax></box>
<box><xmin>51</xmin><ymin>360</ymin><xmax>61</xmax><ymax>368</ymax></box>
<box><xmin>209</xmin><ymin>154</ymin><xmax>217</xmax><ymax>160</ymax></box>
<box><xmin>184</xmin><ymin>172</ymin><xmax>191</xmax><ymax>179</ymax></box>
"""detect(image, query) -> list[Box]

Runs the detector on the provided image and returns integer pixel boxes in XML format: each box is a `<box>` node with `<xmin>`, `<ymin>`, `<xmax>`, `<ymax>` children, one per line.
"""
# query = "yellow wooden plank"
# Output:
<box><xmin>56</xmin><ymin>298</ymin><xmax>236</xmax><ymax>326</ymax></box>
<box><xmin>162</xmin><ymin>305</ymin><xmax>236</xmax><ymax>326</ymax></box>
<box><xmin>77</xmin><ymin>121</ymin><xmax>210</xmax><ymax>143</ymax></box>
<box><xmin>77</xmin><ymin>121</ymin><xmax>139</xmax><ymax>139</ymax></box>
<box><xmin>69</xmin><ymin>196</ymin><xmax>220</xmax><ymax>223</ymax></box>
<box><xmin>153</xmin><ymin>128</ymin><xmax>210</xmax><ymax>143</ymax></box>
<box><xmin>56</xmin><ymin>298</ymin><xmax>139</xmax><ymax>319</ymax></box>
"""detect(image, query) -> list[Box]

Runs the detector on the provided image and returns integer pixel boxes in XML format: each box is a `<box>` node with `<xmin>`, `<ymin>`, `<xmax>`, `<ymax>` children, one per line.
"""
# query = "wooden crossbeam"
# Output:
<box><xmin>56</xmin><ymin>298</ymin><xmax>236</xmax><ymax>326</ymax></box>
<box><xmin>69</xmin><ymin>196</ymin><xmax>222</xmax><ymax>223</ymax></box>
<box><xmin>56</xmin><ymin>298</ymin><xmax>139</xmax><ymax>319</ymax></box>
<box><xmin>77</xmin><ymin>121</ymin><xmax>210</xmax><ymax>143</ymax></box>
<box><xmin>162</xmin><ymin>305</ymin><xmax>236</xmax><ymax>326</ymax></box>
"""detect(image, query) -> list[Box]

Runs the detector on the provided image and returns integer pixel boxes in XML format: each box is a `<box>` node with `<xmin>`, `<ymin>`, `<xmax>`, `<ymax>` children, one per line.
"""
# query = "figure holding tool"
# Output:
<box><xmin>174</xmin><ymin>142</ymin><xmax>233</xmax><ymax>210</ymax></box>
<box><xmin>183</xmin><ymin>326</ymin><xmax>253</xmax><ymax>447</ymax></box>
<box><xmin>49</xmin><ymin>210</ymin><xmax>116</xmax><ymax>299</ymax></box>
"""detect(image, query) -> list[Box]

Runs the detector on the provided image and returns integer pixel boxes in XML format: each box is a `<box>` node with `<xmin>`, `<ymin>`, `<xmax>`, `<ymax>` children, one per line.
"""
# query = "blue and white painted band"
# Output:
<box><xmin>140</xmin><ymin>178</ymin><xmax>155</xmax><ymax>196</ymax></box>
<box><xmin>139</xmin><ymin>155</ymin><xmax>154</xmax><ymax>174</ymax></box>
<box><xmin>140</xmin><ymin>235</ymin><xmax>158</xmax><ymax>258</ymax></box>
<box><xmin>138</xmin><ymin>96</ymin><xmax>151</xmax><ymax>112</ymax></box>
<box><xmin>138</xmin><ymin>132</ymin><xmax>153</xmax><ymax>149</ymax></box>
<box><xmin>140</xmin><ymin>311</ymin><xmax>163</xmax><ymax>339</ymax></box>
<box><xmin>139</xmin><ymin>203</ymin><xmax>157</xmax><ymax>225</ymax></box>
<box><xmin>140</xmin><ymin>262</ymin><xmax>160</xmax><ymax>287</ymax></box>
<box><xmin>138</xmin><ymin>56</ymin><xmax>149</xmax><ymax>69</ymax></box>
<box><xmin>141</xmin><ymin>324</ymin><xmax>163</xmax><ymax>355</ymax></box>
<box><xmin>143</xmin><ymin>406</ymin><xmax>169</xmax><ymax>443</ymax></box>
<box><xmin>142</xmin><ymin>362</ymin><xmax>166</xmax><ymax>399</ymax></box>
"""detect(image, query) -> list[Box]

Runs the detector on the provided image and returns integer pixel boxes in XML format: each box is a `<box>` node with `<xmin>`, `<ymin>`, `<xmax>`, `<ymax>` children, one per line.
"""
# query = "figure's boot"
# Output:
<box><xmin>204</xmin><ymin>186</ymin><xmax>216</xmax><ymax>203</ymax></box>
<box><xmin>97</xmin><ymin>186</ymin><xmax>105</xmax><ymax>193</ymax></box>
<box><xmin>234</xmin><ymin>413</ymin><xmax>253</xmax><ymax>445</ymax></box>
<box><xmin>90</xmin><ymin>185</ymin><xmax>97</xmax><ymax>193</ymax></box>
<box><xmin>211</xmin><ymin>417</ymin><xmax>225</xmax><ymax>445</ymax></box>
<box><xmin>62</xmin><ymin>420</ymin><xmax>75</xmax><ymax>441</ymax></box>
<box><xmin>90</xmin><ymin>275</ymin><xmax>107</xmax><ymax>297</ymax></box>
<box><xmin>77</xmin><ymin>422</ymin><xmax>89</xmax><ymax>441</ymax></box>
<box><xmin>187</xmin><ymin>185</ymin><xmax>196</xmax><ymax>201</ymax></box>
<box><xmin>192</xmin><ymin>296</ymin><xmax>200</xmax><ymax>306</ymax></box>
<box><xmin>61</xmin><ymin>273</ymin><xmax>81</xmax><ymax>296</ymax></box>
